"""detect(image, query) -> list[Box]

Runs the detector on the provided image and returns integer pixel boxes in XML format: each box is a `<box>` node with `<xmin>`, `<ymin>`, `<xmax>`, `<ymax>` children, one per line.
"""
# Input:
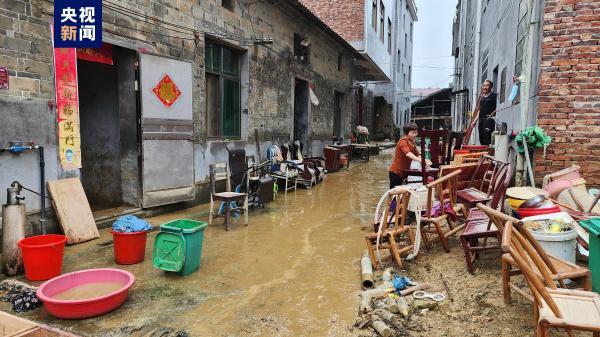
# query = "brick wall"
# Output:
<box><xmin>300</xmin><ymin>0</ymin><xmax>364</xmax><ymax>44</ymax></box>
<box><xmin>536</xmin><ymin>0</ymin><xmax>600</xmax><ymax>185</ymax></box>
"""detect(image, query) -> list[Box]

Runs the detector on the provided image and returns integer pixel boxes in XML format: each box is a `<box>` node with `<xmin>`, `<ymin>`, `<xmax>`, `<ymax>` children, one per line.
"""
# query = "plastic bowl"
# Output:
<box><xmin>543</xmin><ymin>179</ymin><xmax>572</xmax><ymax>199</ymax></box>
<box><xmin>36</xmin><ymin>268</ymin><xmax>135</xmax><ymax>319</ymax></box>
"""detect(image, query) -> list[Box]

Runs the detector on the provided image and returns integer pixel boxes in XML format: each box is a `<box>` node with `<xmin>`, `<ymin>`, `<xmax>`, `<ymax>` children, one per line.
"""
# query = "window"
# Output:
<box><xmin>403</xmin><ymin>14</ymin><xmax>406</xmax><ymax>29</ymax></box>
<box><xmin>337</xmin><ymin>53</ymin><xmax>343</xmax><ymax>71</ymax></box>
<box><xmin>403</xmin><ymin>73</ymin><xmax>406</xmax><ymax>90</ymax></box>
<box><xmin>499</xmin><ymin>67</ymin><xmax>507</xmax><ymax>103</ymax></box>
<box><xmin>515</xmin><ymin>0</ymin><xmax>528</xmax><ymax>77</ymax></box>
<box><xmin>481</xmin><ymin>49</ymin><xmax>489</xmax><ymax>80</ymax></box>
<box><xmin>408</xmin><ymin>66</ymin><xmax>412</xmax><ymax>85</ymax></box>
<box><xmin>294</xmin><ymin>33</ymin><xmax>310</xmax><ymax>64</ymax></box>
<box><xmin>387</xmin><ymin>18</ymin><xmax>392</xmax><ymax>53</ymax></box>
<box><xmin>380</xmin><ymin>1</ymin><xmax>385</xmax><ymax>42</ymax></box>
<box><xmin>397</xmin><ymin>49</ymin><xmax>401</xmax><ymax>73</ymax></box>
<box><xmin>410</xmin><ymin>22</ymin><xmax>413</xmax><ymax>41</ymax></box>
<box><xmin>205</xmin><ymin>41</ymin><xmax>241</xmax><ymax>138</ymax></box>
<box><xmin>222</xmin><ymin>0</ymin><xmax>234</xmax><ymax>12</ymax></box>
<box><xmin>372</xmin><ymin>0</ymin><xmax>377</xmax><ymax>31</ymax></box>
<box><xmin>404</xmin><ymin>33</ymin><xmax>407</xmax><ymax>52</ymax></box>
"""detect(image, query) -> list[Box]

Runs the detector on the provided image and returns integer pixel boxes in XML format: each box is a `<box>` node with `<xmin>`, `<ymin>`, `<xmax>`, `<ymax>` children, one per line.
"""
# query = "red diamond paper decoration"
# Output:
<box><xmin>152</xmin><ymin>74</ymin><xmax>181</xmax><ymax>108</ymax></box>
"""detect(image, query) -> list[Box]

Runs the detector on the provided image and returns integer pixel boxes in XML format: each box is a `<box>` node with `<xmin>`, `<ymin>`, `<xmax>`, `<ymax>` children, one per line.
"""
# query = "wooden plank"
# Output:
<box><xmin>47</xmin><ymin>178</ymin><xmax>99</xmax><ymax>245</ymax></box>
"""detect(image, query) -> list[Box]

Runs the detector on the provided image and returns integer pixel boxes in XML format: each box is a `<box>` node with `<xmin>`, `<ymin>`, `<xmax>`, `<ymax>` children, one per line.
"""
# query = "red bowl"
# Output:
<box><xmin>36</xmin><ymin>268</ymin><xmax>135</xmax><ymax>319</ymax></box>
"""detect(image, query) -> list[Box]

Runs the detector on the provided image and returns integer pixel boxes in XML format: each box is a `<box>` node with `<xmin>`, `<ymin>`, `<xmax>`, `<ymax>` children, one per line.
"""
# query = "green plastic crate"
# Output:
<box><xmin>579</xmin><ymin>218</ymin><xmax>600</xmax><ymax>292</ymax></box>
<box><xmin>152</xmin><ymin>219</ymin><xmax>208</xmax><ymax>276</ymax></box>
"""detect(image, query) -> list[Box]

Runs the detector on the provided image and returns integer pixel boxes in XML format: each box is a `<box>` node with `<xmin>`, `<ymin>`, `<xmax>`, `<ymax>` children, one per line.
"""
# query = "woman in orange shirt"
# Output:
<box><xmin>388</xmin><ymin>123</ymin><xmax>432</xmax><ymax>188</ymax></box>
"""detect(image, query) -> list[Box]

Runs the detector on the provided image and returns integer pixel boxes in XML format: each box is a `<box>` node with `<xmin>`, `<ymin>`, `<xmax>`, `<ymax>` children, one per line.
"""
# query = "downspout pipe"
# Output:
<box><xmin>470</xmin><ymin>0</ymin><xmax>484</xmax><ymax>144</ymax></box>
<box><xmin>39</xmin><ymin>146</ymin><xmax>46</xmax><ymax>234</ymax></box>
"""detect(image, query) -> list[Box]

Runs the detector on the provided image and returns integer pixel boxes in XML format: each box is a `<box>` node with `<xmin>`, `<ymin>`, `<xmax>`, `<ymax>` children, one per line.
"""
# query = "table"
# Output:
<box><xmin>351</xmin><ymin>143</ymin><xmax>370</xmax><ymax>162</ymax></box>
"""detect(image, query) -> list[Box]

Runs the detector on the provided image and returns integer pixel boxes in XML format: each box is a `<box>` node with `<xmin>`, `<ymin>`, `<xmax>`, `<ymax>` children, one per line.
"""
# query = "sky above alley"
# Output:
<box><xmin>412</xmin><ymin>0</ymin><xmax>458</xmax><ymax>89</ymax></box>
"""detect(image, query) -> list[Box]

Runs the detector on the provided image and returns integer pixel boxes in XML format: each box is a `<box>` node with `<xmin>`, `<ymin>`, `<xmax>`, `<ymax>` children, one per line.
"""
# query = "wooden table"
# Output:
<box><xmin>351</xmin><ymin>143</ymin><xmax>370</xmax><ymax>162</ymax></box>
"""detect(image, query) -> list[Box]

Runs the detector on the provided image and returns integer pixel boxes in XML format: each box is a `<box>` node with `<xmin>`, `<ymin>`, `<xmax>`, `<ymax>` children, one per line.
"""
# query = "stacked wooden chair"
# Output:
<box><xmin>459</xmin><ymin>165</ymin><xmax>511</xmax><ymax>273</ymax></box>
<box><xmin>420</xmin><ymin>169</ymin><xmax>468</xmax><ymax>253</ymax></box>
<box><xmin>457</xmin><ymin>155</ymin><xmax>509</xmax><ymax>209</ymax></box>
<box><xmin>501</xmin><ymin>221</ymin><xmax>599</xmax><ymax>337</ymax></box>
<box><xmin>477</xmin><ymin>204</ymin><xmax>591</xmax><ymax>304</ymax></box>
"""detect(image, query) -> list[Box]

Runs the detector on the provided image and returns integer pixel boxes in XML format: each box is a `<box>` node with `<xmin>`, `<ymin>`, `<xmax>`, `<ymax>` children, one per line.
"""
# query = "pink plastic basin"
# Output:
<box><xmin>36</xmin><ymin>268</ymin><xmax>135</xmax><ymax>319</ymax></box>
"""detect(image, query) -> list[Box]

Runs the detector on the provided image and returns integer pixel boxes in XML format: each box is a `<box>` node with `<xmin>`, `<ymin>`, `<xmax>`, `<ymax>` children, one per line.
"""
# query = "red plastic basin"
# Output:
<box><xmin>18</xmin><ymin>234</ymin><xmax>67</xmax><ymax>281</ymax></box>
<box><xmin>36</xmin><ymin>268</ymin><xmax>135</xmax><ymax>319</ymax></box>
<box><xmin>112</xmin><ymin>231</ymin><xmax>148</xmax><ymax>265</ymax></box>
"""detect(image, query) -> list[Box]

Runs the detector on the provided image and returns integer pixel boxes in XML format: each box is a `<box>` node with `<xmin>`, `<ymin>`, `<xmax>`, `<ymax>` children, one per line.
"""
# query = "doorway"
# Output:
<box><xmin>293</xmin><ymin>78</ymin><xmax>309</xmax><ymax>145</ymax></box>
<box><xmin>77</xmin><ymin>45</ymin><xmax>141</xmax><ymax>211</ymax></box>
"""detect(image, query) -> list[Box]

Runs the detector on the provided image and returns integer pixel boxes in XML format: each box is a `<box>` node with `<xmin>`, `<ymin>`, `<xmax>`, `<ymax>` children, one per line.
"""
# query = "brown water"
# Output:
<box><xmin>52</xmin><ymin>282</ymin><xmax>124</xmax><ymax>300</ymax></box>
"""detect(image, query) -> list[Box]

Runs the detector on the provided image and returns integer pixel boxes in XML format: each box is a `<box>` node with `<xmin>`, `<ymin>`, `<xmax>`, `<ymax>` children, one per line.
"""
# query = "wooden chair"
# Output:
<box><xmin>476</xmin><ymin>204</ymin><xmax>591</xmax><ymax>304</ymax></box>
<box><xmin>403</xmin><ymin>129</ymin><xmax>448</xmax><ymax>183</ymax></box>
<box><xmin>457</xmin><ymin>155</ymin><xmax>508</xmax><ymax>209</ymax></box>
<box><xmin>445</xmin><ymin>131</ymin><xmax>464</xmax><ymax>164</ymax></box>
<box><xmin>420</xmin><ymin>169</ymin><xmax>468</xmax><ymax>253</ymax></box>
<box><xmin>500</xmin><ymin>221</ymin><xmax>600</xmax><ymax>337</ymax></box>
<box><xmin>459</xmin><ymin>165</ymin><xmax>511</xmax><ymax>274</ymax></box>
<box><xmin>365</xmin><ymin>188</ymin><xmax>415</xmax><ymax>269</ymax></box>
<box><xmin>209</xmin><ymin>163</ymin><xmax>249</xmax><ymax>231</ymax></box>
<box><xmin>452</xmin><ymin>151</ymin><xmax>487</xmax><ymax>165</ymax></box>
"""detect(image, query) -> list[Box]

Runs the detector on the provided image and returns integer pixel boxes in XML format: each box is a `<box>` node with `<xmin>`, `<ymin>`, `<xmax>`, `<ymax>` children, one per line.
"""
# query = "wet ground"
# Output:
<box><xmin>4</xmin><ymin>150</ymin><xmax>546</xmax><ymax>336</ymax></box>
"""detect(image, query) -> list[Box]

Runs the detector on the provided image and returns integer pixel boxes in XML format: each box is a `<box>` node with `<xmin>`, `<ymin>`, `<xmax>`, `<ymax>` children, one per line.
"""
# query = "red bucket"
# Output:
<box><xmin>112</xmin><ymin>231</ymin><xmax>148</xmax><ymax>265</ymax></box>
<box><xmin>18</xmin><ymin>234</ymin><xmax>67</xmax><ymax>281</ymax></box>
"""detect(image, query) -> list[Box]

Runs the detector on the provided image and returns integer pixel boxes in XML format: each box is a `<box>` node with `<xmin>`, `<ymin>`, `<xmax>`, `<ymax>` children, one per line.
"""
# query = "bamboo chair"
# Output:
<box><xmin>476</xmin><ymin>204</ymin><xmax>591</xmax><ymax>304</ymax></box>
<box><xmin>209</xmin><ymin>163</ymin><xmax>249</xmax><ymax>231</ymax></box>
<box><xmin>459</xmin><ymin>165</ymin><xmax>512</xmax><ymax>274</ymax></box>
<box><xmin>500</xmin><ymin>221</ymin><xmax>600</xmax><ymax>337</ymax></box>
<box><xmin>365</xmin><ymin>188</ymin><xmax>415</xmax><ymax>270</ymax></box>
<box><xmin>420</xmin><ymin>169</ymin><xmax>468</xmax><ymax>253</ymax></box>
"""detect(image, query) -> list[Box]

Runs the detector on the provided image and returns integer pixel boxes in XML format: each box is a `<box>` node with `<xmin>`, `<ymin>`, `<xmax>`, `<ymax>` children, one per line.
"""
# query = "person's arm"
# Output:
<box><xmin>404</xmin><ymin>148</ymin><xmax>432</xmax><ymax>167</ymax></box>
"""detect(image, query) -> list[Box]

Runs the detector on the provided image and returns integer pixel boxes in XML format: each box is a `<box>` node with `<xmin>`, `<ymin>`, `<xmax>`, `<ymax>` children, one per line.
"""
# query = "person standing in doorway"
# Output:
<box><xmin>389</xmin><ymin>123</ymin><xmax>432</xmax><ymax>189</ymax></box>
<box><xmin>474</xmin><ymin>80</ymin><xmax>497</xmax><ymax>146</ymax></box>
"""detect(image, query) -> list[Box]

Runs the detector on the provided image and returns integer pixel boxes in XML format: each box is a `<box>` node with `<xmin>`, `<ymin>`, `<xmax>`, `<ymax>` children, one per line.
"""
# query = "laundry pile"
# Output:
<box><xmin>112</xmin><ymin>215</ymin><xmax>153</xmax><ymax>233</ymax></box>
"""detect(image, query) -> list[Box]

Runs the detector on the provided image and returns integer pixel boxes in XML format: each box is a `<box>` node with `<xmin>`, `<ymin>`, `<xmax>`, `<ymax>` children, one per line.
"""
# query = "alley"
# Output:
<box><xmin>15</xmin><ymin>156</ymin><xmax>390</xmax><ymax>337</ymax></box>
<box><xmin>10</xmin><ymin>152</ymin><xmax>541</xmax><ymax>337</ymax></box>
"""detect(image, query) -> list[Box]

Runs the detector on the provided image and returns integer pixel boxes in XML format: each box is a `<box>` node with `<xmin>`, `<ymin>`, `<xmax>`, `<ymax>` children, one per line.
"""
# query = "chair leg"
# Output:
<box><xmin>435</xmin><ymin>221</ymin><xmax>450</xmax><ymax>253</ymax></box>
<box><xmin>244</xmin><ymin>196</ymin><xmax>249</xmax><ymax>226</ymax></box>
<box><xmin>387</xmin><ymin>234</ymin><xmax>403</xmax><ymax>269</ymax></box>
<box><xmin>421</xmin><ymin>226</ymin><xmax>432</xmax><ymax>250</ymax></box>
<box><xmin>501</xmin><ymin>256</ymin><xmax>511</xmax><ymax>304</ymax></box>
<box><xmin>225</xmin><ymin>201</ymin><xmax>230</xmax><ymax>231</ymax></box>
<box><xmin>365</xmin><ymin>237</ymin><xmax>379</xmax><ymax>270</ymax></box>
<box><xmin>583</xmin><ymin>274</ymin><xmax>592</xmax><ymax>291</ymax></box>
<box><xmin>460</xmin><ymin>235</ymin><xmax>475</xmax><ymax>274</ymax></box>
<box><xmin>209</xmin><ymin>195</ymin><xmax>214</xmax><ymax>225</ymax></box>
<box><xmin>593</xmin><ymin>331</ymin><xmax>599</xmax><ymax>337</ymax></box>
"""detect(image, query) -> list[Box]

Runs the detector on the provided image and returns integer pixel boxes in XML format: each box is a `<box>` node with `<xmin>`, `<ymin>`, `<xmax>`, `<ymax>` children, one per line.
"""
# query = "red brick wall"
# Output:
<box><xmin>299</xmin><ymin>0</ymin><xmax>364</xmax><ymax>43</ymax></box>
<box><xmin>536</xmin><ymin>0</ymin><xmax>600</xmax><ymax>186</ymax></box>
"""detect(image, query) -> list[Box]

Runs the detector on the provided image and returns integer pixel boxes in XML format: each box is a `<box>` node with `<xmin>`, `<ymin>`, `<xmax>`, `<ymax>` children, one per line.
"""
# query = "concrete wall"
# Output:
<box><xmin>369</xmin><ymin>0</ymin><xmax>417</xmax><ymax>133</ymax></box>
<box><xmin>0</xmin><ymin>0</ymin><xmax>356</xmax><ymax>222</ymax></box>
<box><xmin>364</xmin><ymin>0</ymin><xmax>396</xmax><ymax>80</ymax></box>
<box><xmin>451</xmin><ymin>0</ymin><xmax>543</xmax><ymax>142</ymax></box>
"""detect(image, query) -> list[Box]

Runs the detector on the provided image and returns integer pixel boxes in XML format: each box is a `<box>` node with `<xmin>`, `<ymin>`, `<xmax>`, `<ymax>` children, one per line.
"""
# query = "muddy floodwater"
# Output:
<box><xmin>16</xmin><ymin>153</ymin><xmax>392</xmax><ymax>337</ymax></box>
